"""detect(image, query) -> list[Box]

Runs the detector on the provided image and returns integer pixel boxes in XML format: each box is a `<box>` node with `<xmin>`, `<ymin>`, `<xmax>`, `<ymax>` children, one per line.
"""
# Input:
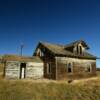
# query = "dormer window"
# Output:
<box><xmin>76</xmin><ymin>44</ymin><xmax>83</xmax><ymax>55</ymax></box>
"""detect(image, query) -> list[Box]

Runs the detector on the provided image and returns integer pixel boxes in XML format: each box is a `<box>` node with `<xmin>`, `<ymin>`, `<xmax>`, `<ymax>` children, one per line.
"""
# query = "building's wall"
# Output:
<box><xmin>43</xmin><ymin>58</ymin><xmax>56</xmax><ymax>80</ymax></box>
<box><xmin>5</xmin><ymin>61</ymin><xmax>43</xmax><ymax>79</ymax></box>
<box><xmin>5</xmin><ymin>61</ymin><xmax>20</xmax><ymax>79</ymax></box>
<box><xmin>0</xmin><ymin>63</ymin><xmax>4</xmax><ymax>78</ymax></box>
<box><xmin>26</xmin><ymin>62</ymin><xmax>43</xmax><ymax>79</ymax></box>
<box><xmin>56</xmin><ymin>57</ymin><xmax>96</xmax><ymax>80</ymax></box>
<box><xmin>35</xmin><ymin>44</ymin><xmax>56</xmax><ymax>80</ymax></box>
<box><xmin>41</xmin><ymin>52</ymin><xmax>56</xmax><ymax>80</ymax></box>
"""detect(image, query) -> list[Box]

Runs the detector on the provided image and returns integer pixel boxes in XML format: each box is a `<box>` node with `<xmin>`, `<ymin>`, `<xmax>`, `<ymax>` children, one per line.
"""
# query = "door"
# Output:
<box><xmin>20</xmin><ymin>63</ymin><xmax>26</xmax><ymax>79</ymax></box>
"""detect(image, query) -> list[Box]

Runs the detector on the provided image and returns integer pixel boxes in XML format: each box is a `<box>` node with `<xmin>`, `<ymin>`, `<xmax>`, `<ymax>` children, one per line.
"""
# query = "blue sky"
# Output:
<box><xmin>0</xmin><ymin>0</ymin><xmax>100</xmax><ymax>67</ymax></box>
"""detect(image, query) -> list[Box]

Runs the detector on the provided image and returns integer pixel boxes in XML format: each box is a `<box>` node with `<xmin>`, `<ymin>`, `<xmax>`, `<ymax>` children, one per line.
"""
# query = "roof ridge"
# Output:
<box><xmin>40</xmin><ymin>41</ymin><xmax>64</xmax><ymax>47</ymax></box>
<box><xmin>64</xmin><ymin>39</ymin><xmax>89</xmax><ymax>49</ymax></box>
<box><xmin>64</xmin><ymin>39</ymin><xmax>84</xmax><ymax>46</ymax></box>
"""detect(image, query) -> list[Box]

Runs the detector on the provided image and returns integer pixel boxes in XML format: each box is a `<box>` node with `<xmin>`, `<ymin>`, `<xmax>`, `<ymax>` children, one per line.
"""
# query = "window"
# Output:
<box><xmin>77</xmin><ymin>45</ymin><xmax>79</xmax><ymax>54</ymax></box>
<box><xmin>40</xmin><ymin>48</ymin><xmax>45</xmax><ymax>57</ymax></box>
<box><xmin>41</xmin><ymin>51</ymin><xmax>44</xmax><ymax>57</ymax></box>
<box><xmin>85</xmin><ymin>64</ymin><xmax>91</xmax><ymax>72</ymax></box>
<box><xmin>47</xmin><ymin>63</ymin><xmax>51</xmax><ymax>74</ymax></box>
<box><xmin>79</xmin><ymin>46</ymin><xmax>82</xmax><ymax>55</ymax></box>
<box><xmin>67</xmin><ymin>62</ymin><xmax>73</xmax><ymax>73</ymax></box>
<box><xmin>76</xmin><ymin>45</ymin><xmax>83</xmax><ymax>55</ymax></box>
<box><xmin>36</xmin><ymin>49</ymin><xmax>41</xmax><ymax>56</ymax></box>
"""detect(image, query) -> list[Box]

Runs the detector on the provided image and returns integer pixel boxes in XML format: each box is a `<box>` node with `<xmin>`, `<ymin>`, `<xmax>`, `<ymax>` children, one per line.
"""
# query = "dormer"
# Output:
<box><xmin>73</xmin><ymin>42</ymin><xmax>85</xmax><ymax>55</ymax></box>
<box><xmin>64</xmin><ymin>40</ymin><xmax>89</xmax><ymax>55</ymax></box>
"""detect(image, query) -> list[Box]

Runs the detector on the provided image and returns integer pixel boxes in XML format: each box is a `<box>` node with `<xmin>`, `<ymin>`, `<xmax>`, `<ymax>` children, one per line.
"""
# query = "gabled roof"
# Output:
<box><xmin>36</xmin><ymin>40</ymin><xmax>96</xmax><ymax>59</ymax></box>
<box><xmin>64</xmin><ymin>40</ymin><xmax>89</xmax><ymax>49</ymax></box>
<box><xmin>2</xmin><ymin>55</ymin><xmax>43</xmax><ymax>62</ymax></box>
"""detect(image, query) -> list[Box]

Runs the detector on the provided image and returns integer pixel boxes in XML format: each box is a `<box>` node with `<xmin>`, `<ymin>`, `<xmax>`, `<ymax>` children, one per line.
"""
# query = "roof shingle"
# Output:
<box><xmin>39</xmin><ymin>41</ymin><xmax>96</xmax><ymax>59</ymax></box>
<box><xmin>2</xmin><ymin>55</ymin><xmax>43</xmax><ymax>62</ymax></box>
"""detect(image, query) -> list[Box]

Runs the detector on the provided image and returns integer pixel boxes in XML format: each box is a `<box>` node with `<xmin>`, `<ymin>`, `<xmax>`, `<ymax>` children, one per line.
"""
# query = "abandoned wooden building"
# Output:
<box><xmin>2</xmin><ymin>55</ymin><xmax>43</xmax><ymax>79</ymax></box>
<box><xmin>34</xmin><ymin>40</ymin><xmax>97</xmax><ymax>80</ymax></box>
<box><xmin>0</xmin><ymin>40</ymin><xmax>97</xmax><ymax>80</ymax></box>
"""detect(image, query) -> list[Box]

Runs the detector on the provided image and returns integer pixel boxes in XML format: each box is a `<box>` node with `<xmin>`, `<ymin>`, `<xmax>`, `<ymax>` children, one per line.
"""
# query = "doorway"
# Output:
<box><xmin>20</xmin><ymin>63</ymin><xmax>26</xmax><ymax>79</ymax></box>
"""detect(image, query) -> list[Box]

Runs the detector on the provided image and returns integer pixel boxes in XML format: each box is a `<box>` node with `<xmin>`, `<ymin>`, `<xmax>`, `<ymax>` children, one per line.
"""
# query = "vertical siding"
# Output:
<box><xmin>43</xmin><ymin>59</ymin><xmax>56</xmax><ymax>80</ymax></box>
<box><xmin>57</xmin><ymin>63</ymin><xmax>67</xmax><ymax>80</ymax></box>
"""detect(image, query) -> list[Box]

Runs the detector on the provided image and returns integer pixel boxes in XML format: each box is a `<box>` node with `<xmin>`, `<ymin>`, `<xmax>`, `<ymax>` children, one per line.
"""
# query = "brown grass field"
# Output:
<box><xmin>0</xmin><ymin>70</ymin><xmax>100</xmax><ymax>100</ymax></box>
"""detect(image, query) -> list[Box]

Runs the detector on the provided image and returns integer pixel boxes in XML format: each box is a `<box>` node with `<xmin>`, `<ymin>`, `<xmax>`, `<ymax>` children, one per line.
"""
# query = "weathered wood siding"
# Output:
<box><xmin>56</xmin><ymin>57</ymin><xmax>96</xmax><ymax>80</ymax></box>
<box><xmin>0</xmin><ymin>63</ymin><xmax>4</xmax><ymax>78</ymax></box>
<box><xmin>26</xmin><ymin>62</ymin><xmax>43</xmax><ymax>79</ymax></box>
<box><xmin>44</xmin><ymin>59</ymin><xmax>56</xmax><ymax>80</ymax></box>
<box><xmin>5</xmin><ymin>61</ymin><xmax>43</xmax><ymax>79</ymax></box>
<box><xmin>35</xmin><ymin>44</ymin><xmax>56</xmax><ymax>80</ymax></box>
<box><xmin>5</xmin><ymin>61</ymin><xmax>20</xmax><ymax>79</ymax></box>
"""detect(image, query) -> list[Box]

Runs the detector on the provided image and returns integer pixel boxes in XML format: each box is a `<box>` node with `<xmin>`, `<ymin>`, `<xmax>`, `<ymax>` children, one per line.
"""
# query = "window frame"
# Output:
<box><xmin>85</xmin><ymin>63</ymin><xmax>92</xmax><ymax>73</ymax></box>
<box><xmin>79</xmin><ymin>46</ymin><xmax>82</xmax><ymax>55</ymax></box>
<box><xmin>67</xmin><ymin>62</ymin><xmax>73</xmax><ymax>74</ymax></box>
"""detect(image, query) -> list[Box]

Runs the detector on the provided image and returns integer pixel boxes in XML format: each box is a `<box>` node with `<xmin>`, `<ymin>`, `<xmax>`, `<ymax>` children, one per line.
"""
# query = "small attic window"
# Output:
<box><xmin>76</xmin><ymin>45</ymin><xmax>83</xmax><ymax>55</ymax></box>
<box><xmin>41</xmin><ymin>48</ymin><xmax>45</xmax><ymax>57</ymax></box>
<box><xmin>36</xmin><ymin>48</ymin><xmax>45</xmax><ymax>57</ymax></box>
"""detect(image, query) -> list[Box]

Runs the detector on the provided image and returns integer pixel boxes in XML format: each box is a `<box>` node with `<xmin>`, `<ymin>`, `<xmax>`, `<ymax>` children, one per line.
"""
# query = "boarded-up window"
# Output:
<box><xmin>67</xmin><ymin>62</ymin><xmax>73</xmax><ymax>73</ymax></box>
<box><xmin>47</xmin><ymin>63</ymin><xmax>51</xmax><ymax>74</ymax></box>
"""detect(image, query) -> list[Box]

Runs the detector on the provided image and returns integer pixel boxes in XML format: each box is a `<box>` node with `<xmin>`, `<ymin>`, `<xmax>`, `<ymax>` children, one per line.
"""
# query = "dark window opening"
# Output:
<box><xmin>67</xmin><ymin>63</ymin><xmax>73</xmax><ymax>73</ymax></box>
<box><xmin>80</xmin><ymin>46</ymin><xmax>82</xmax><ymax>55</ymax></box>
<box><xmin>87</xmin><ymin>67</ymin><xmax>91</xmax><ymax>72</ymax></box>
<box><xmin>85</xmin><ymin>64</ymin><xmax>91</xmax><ymax>72</ymax></box>
<box><xmin>41</xmin><ymin>48</ymin><xmax>46</xmax><ymax>57</ymax></box>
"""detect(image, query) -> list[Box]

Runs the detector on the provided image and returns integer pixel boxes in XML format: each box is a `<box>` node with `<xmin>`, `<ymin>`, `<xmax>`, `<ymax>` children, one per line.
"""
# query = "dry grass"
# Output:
<box><xmin>0</xmin><ymin>77</ymin><xmax>100</xmax><ymax>100</ymax></box>
<box><xmin>0</xmin><ymin>70</ymin><xmax>100</xmax><ymax>100</ymax></box>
